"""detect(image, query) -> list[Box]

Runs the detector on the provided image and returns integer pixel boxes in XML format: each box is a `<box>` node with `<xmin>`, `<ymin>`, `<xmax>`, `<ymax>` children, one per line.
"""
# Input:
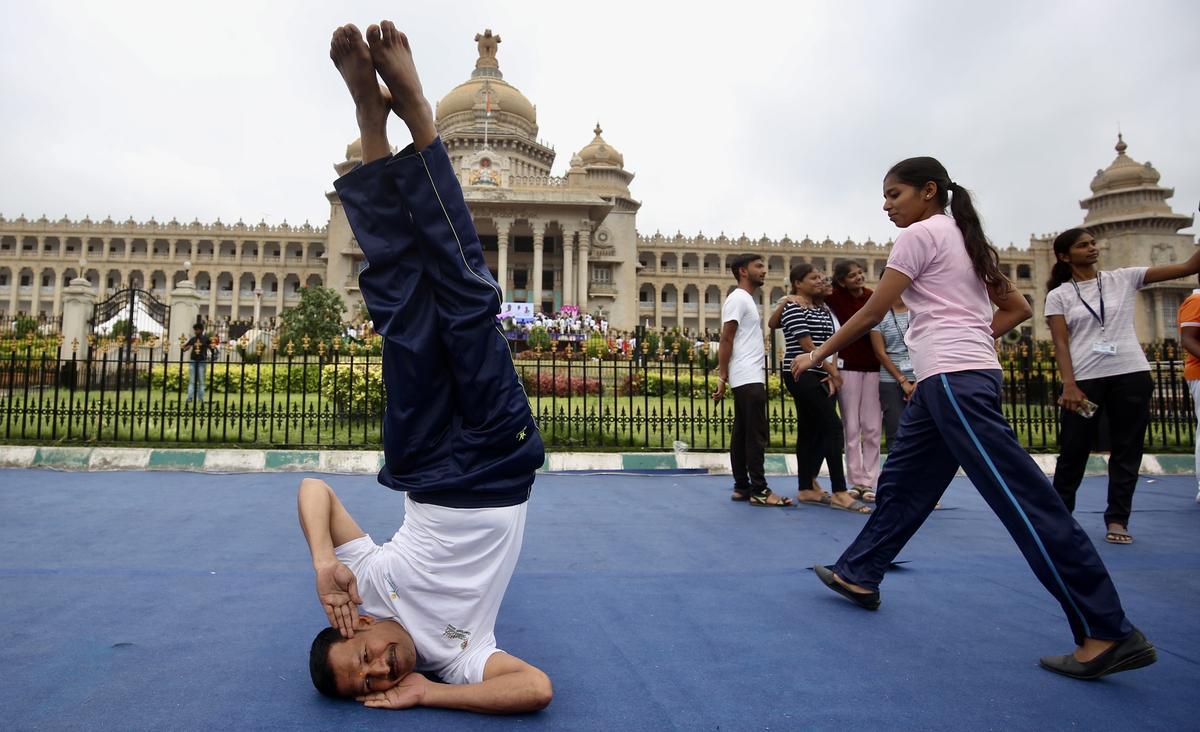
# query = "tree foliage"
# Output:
<box><xmin>277</xmin><ymin>286</ymin><xmax>347</xmax><ymax>355</ymax></box>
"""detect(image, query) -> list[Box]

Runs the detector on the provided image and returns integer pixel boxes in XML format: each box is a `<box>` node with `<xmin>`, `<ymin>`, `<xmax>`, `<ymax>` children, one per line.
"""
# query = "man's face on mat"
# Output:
<box><xmin>327</xmin><ymin>616</ymin><xmax>417</xmax><ymax>697</ymax></box>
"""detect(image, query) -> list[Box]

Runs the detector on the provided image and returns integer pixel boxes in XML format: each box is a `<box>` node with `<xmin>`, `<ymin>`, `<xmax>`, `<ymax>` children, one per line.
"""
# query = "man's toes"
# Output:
<box><xmin>366</xmin><ymin>23</ymin><xmax>381</xmax><ymax>45</ymax></box>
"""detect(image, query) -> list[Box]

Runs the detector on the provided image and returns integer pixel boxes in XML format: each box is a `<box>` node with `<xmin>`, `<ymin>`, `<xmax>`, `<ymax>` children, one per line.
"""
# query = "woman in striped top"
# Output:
<box><xmin>769</xmin><ymin>263</ymin><xmax>871</xmax><ymax>513</ymax></box>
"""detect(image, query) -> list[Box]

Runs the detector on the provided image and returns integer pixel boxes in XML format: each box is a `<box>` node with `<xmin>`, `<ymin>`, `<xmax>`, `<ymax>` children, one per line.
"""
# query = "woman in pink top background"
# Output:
<box><xmin>791</xmin><ymin>156</ymin><xmax>1154</xmax><ymax>681</ymax></box>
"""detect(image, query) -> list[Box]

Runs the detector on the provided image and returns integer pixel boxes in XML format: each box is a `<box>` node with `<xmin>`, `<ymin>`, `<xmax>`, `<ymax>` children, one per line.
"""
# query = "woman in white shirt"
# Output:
<box><xmin>1045</xmin><ymin>228</ymin><xmax>1200</xmax><ymax>545</ymax></box>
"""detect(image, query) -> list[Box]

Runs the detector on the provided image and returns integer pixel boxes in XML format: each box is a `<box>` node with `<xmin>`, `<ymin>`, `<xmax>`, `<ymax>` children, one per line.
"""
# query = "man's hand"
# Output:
<box><xmin>900</xmin><ymin>379</ymin><xmax>916</xmax><ymax>400</ymax></box>
<box><xmin>358</xmin><ymin>672</ymin><xmax>428</xmax><ymax>709</ymax></box>
<box><xmin>712</xmin><ymin>379</ymin><xmax>727</xmax><ymax>401</ymax></box>
<box><xmin>822</xmin><ymin>372</ymin><xmax>841</xmax><ymax>397</ymax></box>
<box><xmin>315</xmin><ymin>560</ymin><xmax>362</xmax><ymax>638</ymax></box>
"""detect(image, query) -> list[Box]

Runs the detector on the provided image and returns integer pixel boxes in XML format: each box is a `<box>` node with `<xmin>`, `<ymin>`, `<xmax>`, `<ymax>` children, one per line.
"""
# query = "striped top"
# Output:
<box><xmin>779</xmin><ymin>302</ymin><xmax>838</xmax><ymax>376</ymax></box>
<box><xmin>870</xmin><ymin>309</ymin><xmax>916</xmax><ymax>383</ymax></box>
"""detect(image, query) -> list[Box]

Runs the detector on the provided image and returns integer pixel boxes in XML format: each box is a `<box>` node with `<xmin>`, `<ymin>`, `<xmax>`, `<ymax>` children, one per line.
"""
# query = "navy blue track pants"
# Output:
<box><xmin>333</xmin><ymin>138</ymin><xmax>544</xmax><ymax>508</ymax></box>
<box><xmin>834</xmin><ymin>370</ymin><xmax>1132</xmax><ymax>644</ymax></box>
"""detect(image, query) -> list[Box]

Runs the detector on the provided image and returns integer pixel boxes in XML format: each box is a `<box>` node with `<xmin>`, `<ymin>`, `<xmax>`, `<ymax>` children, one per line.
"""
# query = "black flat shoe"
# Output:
<box><xmin>1039</xmin><ymin>628</ymin><xmax>1157</xmax><ymax>680</ymax></box>
<box><xmin>814</xmin><ymin>564</ymin><xmax>880</xmax><ymax>610</ymax></box>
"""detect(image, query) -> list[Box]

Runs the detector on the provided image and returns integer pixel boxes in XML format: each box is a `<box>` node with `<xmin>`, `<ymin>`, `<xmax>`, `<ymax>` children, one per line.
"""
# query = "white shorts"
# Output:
<box><xmin>336</xmin><ymin>496</ymin><xmax>527</xmax><ymax>684</ymax></box>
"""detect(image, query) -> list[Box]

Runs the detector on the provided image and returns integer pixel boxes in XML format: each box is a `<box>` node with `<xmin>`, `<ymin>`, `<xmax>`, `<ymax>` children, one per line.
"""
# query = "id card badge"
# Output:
<box><xmin>1092</xmin><ymin>341</ymin><xmax>1117</xmax><ymax>356</ymax></box>
<box><xmin>897</xmin><ymin>359</ymin><xmax>913</xmax><ymax>373</ymax></box>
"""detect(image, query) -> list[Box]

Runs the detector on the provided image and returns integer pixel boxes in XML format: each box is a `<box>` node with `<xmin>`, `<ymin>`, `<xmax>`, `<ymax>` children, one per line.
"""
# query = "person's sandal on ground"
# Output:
<box><xmin>813</xmin><ymin>564</ymin><xmax>880</xmax><ymax>610</ymax></box>
<box><xmin>1105</xmin><ymin>525</ymin><xmax>1133</xmax><ymax>544</ymax></box>
<box><xmin>748</xmin><ymin>489</ymin><xmax>793</xmax><ymax>507</ymax></box>
<box><xmin>830</xmin><ymin>494</ymin><xmax>872</xmax><ymax>513</ymax></box>
<box><xmin>1039</xmin><ymin>628</ymin><xmax>1157</xmax><ymax>680</ymax></box>
<box><xmin>731</xmin><ymin>489</ymin><xmax>751</xmax><ymax>502</ymax></box>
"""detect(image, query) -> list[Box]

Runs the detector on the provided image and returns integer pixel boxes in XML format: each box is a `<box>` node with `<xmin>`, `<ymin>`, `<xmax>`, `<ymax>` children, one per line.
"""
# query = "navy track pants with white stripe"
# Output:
<box><xmin>834</xmin><ymin>369</ymin><xmax>1132</xmax><ymax>644</ymax></box>
<box><xmin>333</xmin><ymin>138</ymin><xmax>543</xmax><ymax>508</ymax></box>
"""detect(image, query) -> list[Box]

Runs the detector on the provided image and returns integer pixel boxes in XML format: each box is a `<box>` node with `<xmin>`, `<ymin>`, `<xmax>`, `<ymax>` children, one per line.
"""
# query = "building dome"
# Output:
<box><xmin>578</xmin><ymin>124</ymin><xmax>625</xmax><ymax>168</ymax></box>
<box><xmin>434</xmin><ymin>29</ymin><xmax>537</xmax><ymax>126</ymax></box>
<box><xmin>1089</xmin><ymin>134</ymin><xmax>1162</xmax><ymax>193</ymax></box>
<box><xmin>436</xmin><ymin>76</ymin><xmax>537</xmax><ymax>125</ymax></box>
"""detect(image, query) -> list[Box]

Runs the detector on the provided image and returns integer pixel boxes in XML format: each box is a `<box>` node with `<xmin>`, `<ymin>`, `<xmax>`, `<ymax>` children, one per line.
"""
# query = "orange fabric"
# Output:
<box><xmin>1177</xmin><ymin>294</ymin><xmax>1200</xmax><ymax>381</ymax></box>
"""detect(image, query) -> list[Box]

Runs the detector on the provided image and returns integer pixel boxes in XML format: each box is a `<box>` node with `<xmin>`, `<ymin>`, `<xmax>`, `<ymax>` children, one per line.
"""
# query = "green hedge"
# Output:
<box><xmin>624</xmin><ymin>370</ymin><xmax>785</xmax><ymax>399</ymax></box>
<box><xmin>150</xmin><ymin>362</ymin><xmax>326</xmax><ymax>394</ymax></box>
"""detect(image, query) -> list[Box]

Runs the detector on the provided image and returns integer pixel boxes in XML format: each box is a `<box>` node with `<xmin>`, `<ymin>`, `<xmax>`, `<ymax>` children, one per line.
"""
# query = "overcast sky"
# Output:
<box><xmin>2</xmin><ymin>0</ymin><xmax>1196</xmax><ymax>251</ymax></box>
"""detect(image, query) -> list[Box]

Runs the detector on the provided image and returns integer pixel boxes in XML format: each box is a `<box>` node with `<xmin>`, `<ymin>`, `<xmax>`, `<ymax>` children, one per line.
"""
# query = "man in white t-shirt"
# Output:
<box><xmin>713</xmin><ymin>253</ymin><xmax>791</xmax><ymax>506</ymax></box>
<box><xmin>303</xmin><ymin>22</ymin><xmax>552</xmax><ymax>714</ymax></box>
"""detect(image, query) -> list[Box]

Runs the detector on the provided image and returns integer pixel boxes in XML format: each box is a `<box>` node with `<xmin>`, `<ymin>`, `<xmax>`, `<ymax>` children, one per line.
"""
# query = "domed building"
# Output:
<box><xmin>0</xmin><ymin>33</ymin><xmax>1193</xmax><ymax>347</ymax></box>
<box><xmin>1023</xmin><ymin>134</ymin><xmax>1196</xmax><ymax>340</ymax></box>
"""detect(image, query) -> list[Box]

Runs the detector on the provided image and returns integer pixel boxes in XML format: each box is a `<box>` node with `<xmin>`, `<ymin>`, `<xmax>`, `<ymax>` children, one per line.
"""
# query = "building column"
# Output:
<box><xmin>497</xmin><ymin>220</ymin><xmax>511</xmax><ymax>301</ymax></box>
<box><xmin>208</xmin><ymin>272</ymin><xmax>218</xmax><ymax>320</ymax></box>
<box><xmin>532</xmin><ymin>226</ymin><xmax>544</xmax><ymax>313</ymax></box>
<box><xmin>760</xmin><ymin>288</ymin><xmax>770</xmax><ymax>335</ymax></box>
<box><xmin>654</xmin><ymin>285</ymin><xmax>661</xmax><ymax>329</ymax></box>
<box><xmin>276</xmin><ymin>279</ymin><xmax>286</xmax><ymax>317</ymax></box>
<box><xmin>697</xmin><ymin>289</ymin><xmax>706</xmax><ymax>336</ymax></box>
<box><xmin>577</xmin><ymin>224</ymin><xmax>591</xmax><ymax>313</ymax></box>
<box><xmin>30</xmin><ymin>270</ymin><xmax>42</xmax><ymax>315</ymax></box>
<box><xmin>230</xmin><ymin>281</ymin><xmax>241</xmax><ymax>321</ymax></box>
<box><xmin>562</xmin><ymin>231</ymin><xmax>575</xmax><ymax>307</ymax></box>
<box><xmin>52</xmin><ymin>268</ymin><xmax>65</xmax><ymax>318</ymax></box>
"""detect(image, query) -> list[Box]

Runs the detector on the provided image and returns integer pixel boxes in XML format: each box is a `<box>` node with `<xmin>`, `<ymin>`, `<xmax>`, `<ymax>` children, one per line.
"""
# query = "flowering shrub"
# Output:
<box><xmin>523</xmin><ymin>372</ymin><xmax>601</xmax><ymax>397</ymax></box>
<box><xmin>320</xmin><ymin>364</ymin><xmax>385</xmax><ymax>412</ymax></box>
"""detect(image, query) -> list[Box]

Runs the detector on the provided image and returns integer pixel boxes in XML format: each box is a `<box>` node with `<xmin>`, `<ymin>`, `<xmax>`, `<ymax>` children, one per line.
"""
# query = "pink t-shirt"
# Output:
<box><xmin>885</xmin><ymin>214</ymin><xmax>999</xmax><ymax>381</ymax></box>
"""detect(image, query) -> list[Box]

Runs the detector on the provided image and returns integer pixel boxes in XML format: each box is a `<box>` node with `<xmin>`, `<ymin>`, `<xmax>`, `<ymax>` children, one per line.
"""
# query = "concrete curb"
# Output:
<box><xmin>0</xmin><ymin>445</ymin><xmax>1193</xmax><ymax>478</ymax></box>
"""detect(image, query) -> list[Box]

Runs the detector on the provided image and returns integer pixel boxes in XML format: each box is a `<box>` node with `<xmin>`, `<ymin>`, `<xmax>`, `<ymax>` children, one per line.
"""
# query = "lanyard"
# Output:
<box><xmin>1070</xmin><ymin>273</ymin><xmax>1105</xmax><ymax>332</ymax></box>
<box><xmin>888</xmin><ymin>308</ymin><xmax>908</xmax><ymax>342</ymax></box>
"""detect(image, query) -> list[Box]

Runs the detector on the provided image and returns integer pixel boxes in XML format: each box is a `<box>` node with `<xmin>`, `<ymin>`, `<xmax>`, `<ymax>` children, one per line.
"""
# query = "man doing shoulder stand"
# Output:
<box><xmin>298</xmin><ymin>22</ymin><xmax>551</xmax><ymax>714</ymax></box>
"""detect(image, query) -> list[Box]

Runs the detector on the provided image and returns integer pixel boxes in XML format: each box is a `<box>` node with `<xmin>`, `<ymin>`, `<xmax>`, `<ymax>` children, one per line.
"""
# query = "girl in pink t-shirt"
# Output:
<box><xmin>792</xmin><ymin>156</ymin><xmax>1153</xmax><ymax>681</ymax></box>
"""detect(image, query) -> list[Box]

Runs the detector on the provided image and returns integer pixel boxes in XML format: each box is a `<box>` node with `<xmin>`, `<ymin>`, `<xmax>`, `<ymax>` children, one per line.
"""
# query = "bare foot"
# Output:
<box><xmin>796</xmin><ymin>488</ymin><xmax>829</xmax><ymax>504</ymax></box>
<box><xmin>367</xmin><ymin>21</ymin><xmax>436</xmax><ymax>149</ymax></box>
<box><xmin>1073</xmin><ymin>636</ymin><xmax>1116</xmax><ymax>662</ymax></box>
<box><xmin>832</xmin><ymin>571</ymin><xmax>874</xmax><ymax>595</ymax></box>
<box><xmin>329</xmin><ymin>24</ymin><xmax>391</xmax><ymax>163</ymax></box>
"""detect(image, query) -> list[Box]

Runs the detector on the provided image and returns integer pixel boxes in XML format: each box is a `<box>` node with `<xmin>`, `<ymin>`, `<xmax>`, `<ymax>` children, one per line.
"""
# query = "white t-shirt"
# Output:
<box><xmin>721</xmin><ymin>288</ymin><xmax>765</xmax><ymax>387</ymax></box>
<box><xmin>335</xmin><ymin>497</ymin><xmax>527</xmax><ymax>685</ymax></box>
<box><xmin>1043</xmin><ymin>268</ymin><xmax>1150</xmax><ymax>381</ymax></box>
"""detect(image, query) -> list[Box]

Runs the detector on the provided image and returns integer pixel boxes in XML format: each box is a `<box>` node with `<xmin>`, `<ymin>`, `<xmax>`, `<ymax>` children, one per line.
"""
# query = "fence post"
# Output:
<box><xmin>167</xmin><ymin>280</ymin><xmax>204</xmax><ymax>362</ymax></box>
<box><xmin>59</xmin><ymin>276</ymin><xmax>96</xmax><ymax>365</ymax></box>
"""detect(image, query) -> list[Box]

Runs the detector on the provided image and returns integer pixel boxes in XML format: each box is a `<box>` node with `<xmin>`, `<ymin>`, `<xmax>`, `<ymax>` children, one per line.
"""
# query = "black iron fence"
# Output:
<box><xmin>0</xmin><ymin>338</ymin><xmax>1195</xmax><ymax>452</ymax></box>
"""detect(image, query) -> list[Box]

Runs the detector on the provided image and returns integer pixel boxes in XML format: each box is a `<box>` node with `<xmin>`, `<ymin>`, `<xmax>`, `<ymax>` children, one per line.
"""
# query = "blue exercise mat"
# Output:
<box><xmin>1</xmin><ymin>469</ymin><xmax>1196</xmax><ymax>730</ymax></box>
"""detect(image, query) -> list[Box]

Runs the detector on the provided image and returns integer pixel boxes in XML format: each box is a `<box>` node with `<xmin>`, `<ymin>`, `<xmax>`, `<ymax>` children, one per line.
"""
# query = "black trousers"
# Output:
<box><xmin>1052</xmin><ymin>370</ymin><xmax>1152</xmax><ymax>528</ymax></box>
<box><xmin>879</xmin><ymin>380</ymin><xmax>909</xmax><ymax>449</ymax></box>
<box><xmin>730</xmin><ymin>383</ymin><xmax>769</xmax><ymax>493</ymax></box>
<box><xmin>784</xmin><ymin>371</ymin><xmax>847</xmax><ymax>493</ymax></box>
